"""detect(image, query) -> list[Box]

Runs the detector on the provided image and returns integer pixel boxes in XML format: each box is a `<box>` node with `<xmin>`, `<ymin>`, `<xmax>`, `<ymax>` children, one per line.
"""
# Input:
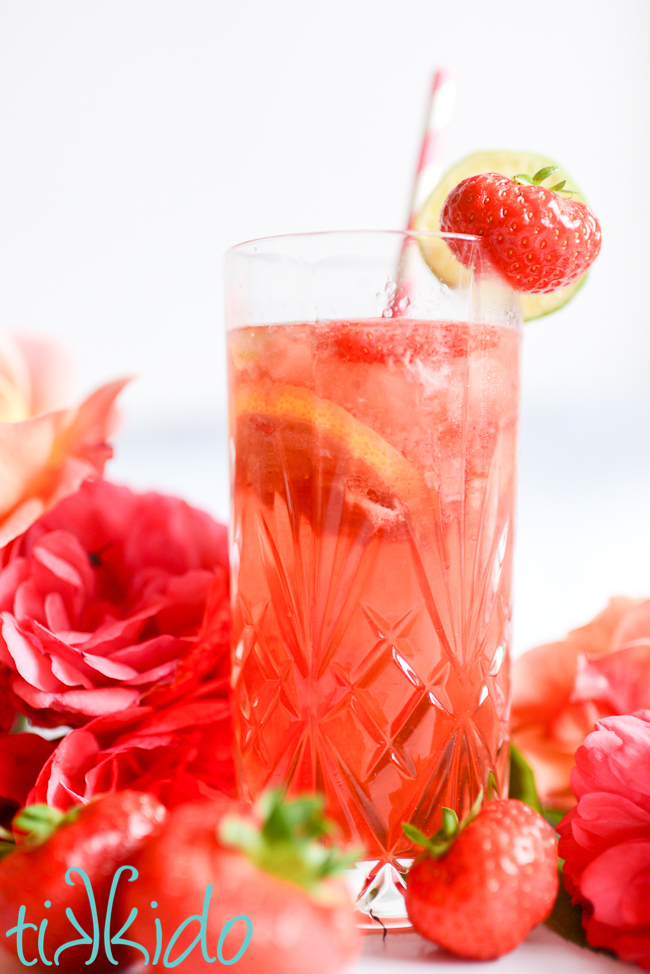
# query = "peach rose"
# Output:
<box><xmin>511</xmin><ymin>598</ymin><xmax>650</xmax><ymax>809</ymax></box>
<box><xmin>0</xmin><ymin>330</ymin><xmax>127</xmax><ymax>547</ymax></box>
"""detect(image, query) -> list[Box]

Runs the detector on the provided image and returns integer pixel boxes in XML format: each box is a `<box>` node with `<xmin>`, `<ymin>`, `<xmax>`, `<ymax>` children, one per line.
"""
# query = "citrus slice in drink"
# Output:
<box><xmin>416</xmin><ymin>150</ymin><xmax>587</xmax><ymax>321</ymax></box>
<box><xmin>234</xmin><ymin>382</ymin><xmax>431</xmax><ymax>523</ymax></box>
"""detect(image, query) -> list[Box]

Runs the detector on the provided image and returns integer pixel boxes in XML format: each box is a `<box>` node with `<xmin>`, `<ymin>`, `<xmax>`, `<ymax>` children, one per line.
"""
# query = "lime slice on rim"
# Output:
<box><xmin>415</xmin><ymin>150</ymin><xmax>588</xmax><ymax>321</ymax></box>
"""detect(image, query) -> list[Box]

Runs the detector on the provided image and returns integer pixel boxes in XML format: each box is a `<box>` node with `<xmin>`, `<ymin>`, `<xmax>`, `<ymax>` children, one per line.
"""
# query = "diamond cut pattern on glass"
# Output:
<box><xmin>232</xmin><ymin>364</ymin><xmax>516</xmax><ymax>860</ymax></box>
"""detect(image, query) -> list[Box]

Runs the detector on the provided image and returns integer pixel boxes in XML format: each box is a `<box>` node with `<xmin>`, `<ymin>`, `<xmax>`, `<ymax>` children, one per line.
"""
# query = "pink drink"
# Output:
<box><xmin>228</xmin><ymin>316</ymin><xmax>520</xmax><ymax>863</ymax></box>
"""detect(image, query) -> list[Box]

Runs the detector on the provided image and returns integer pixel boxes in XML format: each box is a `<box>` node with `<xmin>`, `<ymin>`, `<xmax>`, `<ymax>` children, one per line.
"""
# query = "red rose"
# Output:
<box><xmin>558</xmin><ymin>712</ymin><xmax>650</xmax><ymax>968</ymax></box>
<box><xmin>26</xmin><ymin>578</ymin><xmax>234</xmax><ymax>809</ymax></box>
<box><xmin>0</xmin><ymin>733</ymin><xmax>58</xmax><ymax>827</ymax></box>
<box><xmin>0</xmin><ymin>479</ymin><xmax>228</xmax><ymax>726</ymax></box>
<box><xmin>27</xmin><ymin>692</ymin><xmax>234</xmax><ymax>812</ymax></box>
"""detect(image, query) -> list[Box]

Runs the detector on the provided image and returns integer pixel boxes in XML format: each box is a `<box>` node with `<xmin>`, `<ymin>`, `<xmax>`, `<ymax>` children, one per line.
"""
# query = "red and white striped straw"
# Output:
<box><xmin>389</xmin><ymin>68</ymin><xmax>457</xmax><ymax>315</ymax></box>
<box><xmin>407</xmin><ymin>67</ymin><xmax>457</xmax><ymax>230</ymax></box>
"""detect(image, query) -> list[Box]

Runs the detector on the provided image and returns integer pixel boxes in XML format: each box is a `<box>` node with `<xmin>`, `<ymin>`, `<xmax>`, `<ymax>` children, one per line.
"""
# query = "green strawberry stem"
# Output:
<box><xmin>0</xmin><ymin>825</ymin><xmax>15</xmax><ymax>860</ymax></box>
<box><xmin>402</xmin><ymin>788</ymin><xmax>484</xmax><ymax>860</ymax></box>
<box><xmin>512</xmin><ymin>166</ymin><xmax>577</xmax><ymax>196</ymax></box>
<box><xmin>219</xmin><ymin>790</ymin><xmax>361</xmax><ymax>899</ymax></box>
<box><xmin>13</xmin><ymin>802</ymin><xmax>84</xmax><ymax>848</ymax></box>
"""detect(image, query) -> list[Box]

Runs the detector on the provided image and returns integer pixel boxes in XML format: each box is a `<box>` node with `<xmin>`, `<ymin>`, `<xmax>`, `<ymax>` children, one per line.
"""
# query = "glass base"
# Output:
<box><xmin>346</xmin><ymin>859</ymin><xmax>414</xmax><ymax>931</ymax></box>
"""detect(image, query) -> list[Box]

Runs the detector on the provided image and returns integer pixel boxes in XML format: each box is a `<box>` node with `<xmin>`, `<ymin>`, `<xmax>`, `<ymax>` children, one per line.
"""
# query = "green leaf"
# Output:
<box><xmin>543</xmin><ymin>807</ymin><xmax>567</xmax><ymax>829</ymax></box>
<box><xmin>545</xmin><ymin>871</ymin><xmax>589</xmax><ymax>946</ymax></box>
<box><xmin>261</xmin><ymin>790</ymin><xmax>330</xmax><ymax>843</ymax></box>
<box><xmin>549</xmin><ymin>180</ymin><xmax>566</xmax><ymax>192</ymax></box>
<box><xmin>544</xmin><ymin>869</ymin><xmax>615</xmax><ymax>957</ymax></box>
<box><xmin>509</xmin><ymin>744</ymin><xmax>542</xmax><ymax>813</ymax></box>
<box><xmin>402</xmin><ymin>821</ymin><xmax>433</xmax><ymax>849</ymax></box>
<box><xmin>465</xmin><ymin>787</ymin><xmax>484</xmax><ymax>824</ymax></box>
<box><xmin>219</xmin><ymin>790</ymin><xmax>360</xmax><ymax>897</ymax></box>
<box><xmin>441</xmin><ymin>807</ymin><xmax>458</xmax><ymax>837</ymax></box>
<box><xmin>532</xmin><ymin>165</ymin><xmax>559</xmax><ymax>184</ymax></box>
<box><xmin>13</xmin><ymin>805</ymin><xmax>66</xmax><ymax>847</ymax></box>
<box><xmin>486</xmin><ymin>769</ymin><xmax>497</xmax><ymax>801</ymax></box>
<box><xmin>512</xmin><ymin>173</ymin><xmax>533</xmax><ymax>184</ymax></box>
<box><xmin>0</xmin><ymin>827</ymin><xmax>15</xmax><ymax>860</ymax></box>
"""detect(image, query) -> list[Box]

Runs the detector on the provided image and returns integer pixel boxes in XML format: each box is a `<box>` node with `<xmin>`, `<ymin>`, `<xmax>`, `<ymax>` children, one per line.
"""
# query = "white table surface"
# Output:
<box><xmin>357</xmin><ymin>926</ymin><xmax>633</xmax><ymax>973</ymax></box>
<box><xmin>0</xmin><ymin>925</ymin><xmax>634</xmax><ymax>973</ymax></box>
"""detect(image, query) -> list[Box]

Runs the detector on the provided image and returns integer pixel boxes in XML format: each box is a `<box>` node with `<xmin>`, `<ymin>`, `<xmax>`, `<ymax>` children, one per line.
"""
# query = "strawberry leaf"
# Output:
<box><xmin>13</xmin><ymin>802</ymin><xmax>87</xmax><ymax>847</ymax></box>
<box><xmin>549</xmin><ymin>180</ymin><xmax>567</xmax><ymax>192</ymax></box>
<box><xmin>512</xmin><ymin>173</ymin><xmax>533</xmax><ymax>185</ymax></box>
<box><xmin>13</xmin><ymin>805</ymin><xmax>66</xmax><ymax>846</ymax></box>
<box><xmin>219</xmin><ymin>790</ymin><xmax>360</xmax><ymax>898</ymax></box>
<box><xmin>401</xmin><ymin>821</ymin><xmax>453</xmax><ymax>859</ymax></box>
<box><xmin>441</xmin><ymin>807</ymin><xmax>458</xmax><ymax>837</ymax></box>
<box><xmin>0</xmin><ymin>825</ymin><xmax>15</xmax><ymax>860</ymax></box>
<box><xmin>402</xmin><ymin>791</ymin><xmax>484</xmax><ymax>860</ymax></box>
<box><xmin>532</xmin><ymin>166</ymin><xmax>559</xmax><ymax>185</ymax></box>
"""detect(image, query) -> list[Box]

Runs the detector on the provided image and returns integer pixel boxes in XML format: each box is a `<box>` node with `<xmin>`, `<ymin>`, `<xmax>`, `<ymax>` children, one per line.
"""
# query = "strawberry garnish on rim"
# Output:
<box><xmin>440</xmin><ymin>166</ymin><xmax>602</xmax><ymax>293</ymax></box>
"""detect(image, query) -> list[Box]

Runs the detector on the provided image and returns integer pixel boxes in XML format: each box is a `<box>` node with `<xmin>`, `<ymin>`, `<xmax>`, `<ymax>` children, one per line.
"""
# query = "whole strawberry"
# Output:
<box><xmin>404</xmin><ymin>797</ymin><xmax>558</xmax><ymax>960</ymax></box>
<box><xmin>440</xmin><ymin>168</ymin><xmax>601</xmax><ymax>293</ymax></box>
<box><xmin>0</xmin><ymin>791</ymin><xmax>166</xmax><ymax>972</ymax></box>
<box><xmin>121</xmin><ymin>790</ymin><xmax>362</xmax><ymax>974</ymax></box>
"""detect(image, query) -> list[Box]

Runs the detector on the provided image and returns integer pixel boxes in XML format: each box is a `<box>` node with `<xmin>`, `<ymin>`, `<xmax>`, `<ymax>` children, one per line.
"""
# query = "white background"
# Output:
<box><xmin>0</xmin><ymin>4</ymin><xmax>648</xmax><ymax>971</ymax></box>
<box><xmin>0</xmin><ymin>0</ymin><xmax>648</xmax><ymax>649</ymax></box>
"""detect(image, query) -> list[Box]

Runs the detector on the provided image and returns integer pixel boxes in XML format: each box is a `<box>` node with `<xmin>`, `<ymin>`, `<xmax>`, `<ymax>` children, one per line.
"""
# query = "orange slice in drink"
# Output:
<box><xmin>234</xmin><ymin>382</ymin><xmax>430</xmax><ymax>524</ymax></box>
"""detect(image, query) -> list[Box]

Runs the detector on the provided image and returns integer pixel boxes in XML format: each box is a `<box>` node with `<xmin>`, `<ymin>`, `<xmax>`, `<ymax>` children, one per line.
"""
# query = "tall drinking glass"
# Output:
<box><xmin>225</xmin><ymin>231</ymin><xmax>522</xmax><ymax>926</ymax></box>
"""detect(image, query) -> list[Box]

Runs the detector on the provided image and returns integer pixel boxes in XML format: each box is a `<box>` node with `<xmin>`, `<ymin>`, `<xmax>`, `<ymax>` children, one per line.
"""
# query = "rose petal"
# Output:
<box><xmin>0</xmin><ymin>332</ymin><xmax>32</xmax><ymax>420</ymax></box>
<box><xmin>511</xmin><ymin>639</ymin><xmax>582</xmax><ymax>727</ymax></box>
<box><xmin>581</xmin><ymin>839</ymin><xmax>650</xmax><ymax>928</ymax></box>
<box><xmin>576</xmin><ymin>645</ymin><xmax>650</xmax><ymax>715</ymax></box>
<box><xmin>0</xmin><ymin>479</ymin><xmax>230</xmax><ymax>726</ymax></box>
<box><xmin>0</xmin><ymin>378</ymin><xmax>129</xmax><ymax>548</ymax></box>
<box><xmin>13</xmin><ymin>334</ymin><xmax>75</xmax><ymax>415</ymax></box>
<box><xmin>612</xmin><ymin>600</ymin><xmax>650</xmax><ymax>651</ymax></box>
<box><xmin>50</xmin><ymin>654</ymin><xmax>95</xmax><ymax>689</ymax></box>
<box><xmin>568</xmin><ymin>597</ymin><xmax>641</xmax><ymax>655</ymax></box>
<box><xmin>571</xmin><ymin>791</ymin><xmax>650</xmax><ymax>854</ymax></box>
<box><xmin>10</xmin><ymin>676</ymin><xmax>140</xmax><ymax>717</ymax></box>
<box><xmin>1</xmin><ymin>614</ymin><xmax>63</xmax><ymax>692</ymax></box>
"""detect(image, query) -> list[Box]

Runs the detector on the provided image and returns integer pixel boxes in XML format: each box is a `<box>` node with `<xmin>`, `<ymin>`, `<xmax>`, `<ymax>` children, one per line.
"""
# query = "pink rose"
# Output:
<box><xmin>558</xmin><ymin>712</ymin><xmax>650</xmax><ymax>968</ymax></box>
<box><xmin>510</xmin><ymin>598</ymin><xmax>650</xmax><ymax>809</ymax></box>
<box><xmin>27</xmin><ymin>587</ymin><xmax>234</xmax><ymax>809</ymax></box>
<box><xmin>0</xmin><ymin>478</ymin><xmax>229</xmax><ymax>726</ymax></box>
<box><xmin>0</xmin><ymin>331</ymin><xmax>127</xmax><ymax>546</ymax></box>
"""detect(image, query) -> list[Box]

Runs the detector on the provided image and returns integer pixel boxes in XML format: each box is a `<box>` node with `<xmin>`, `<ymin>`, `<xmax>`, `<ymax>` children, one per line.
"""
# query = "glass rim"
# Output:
<box><xmin>226</xmin><ymin>228</ymin><xmax>481</xmax><ymax>257</ymax></box>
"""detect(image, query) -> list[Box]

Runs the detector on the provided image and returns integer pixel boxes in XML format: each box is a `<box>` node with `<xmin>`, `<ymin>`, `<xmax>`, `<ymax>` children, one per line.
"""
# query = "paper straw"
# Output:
<box><xmin>389</xmin><ymin>68</ymin><xmax>457</xmax><ymax>316</ymax></box>
<box><xmin>407</xmin><ymin>67</ymin><xmax>457</xmax><ymax>230</ymax></box>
